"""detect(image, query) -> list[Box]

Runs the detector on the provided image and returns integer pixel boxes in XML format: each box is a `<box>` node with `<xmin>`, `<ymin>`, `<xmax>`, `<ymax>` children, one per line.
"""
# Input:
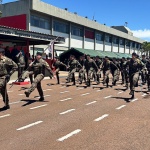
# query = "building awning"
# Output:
<box><xmin>60</xmin><ymin>48</ymin><xmax>132</xmax><ymax>61</ymax></box>
<box><xmin>0</xmin><ymin>25</ymin><xmax>65</xmax><ymax>45</ymax></box>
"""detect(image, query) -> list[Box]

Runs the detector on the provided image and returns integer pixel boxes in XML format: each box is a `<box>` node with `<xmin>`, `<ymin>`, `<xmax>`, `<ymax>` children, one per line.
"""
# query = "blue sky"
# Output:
<box><xmin>3</xmin><ymin>0</ymin><xmax>150</xmax><ymax>41</ymax></box>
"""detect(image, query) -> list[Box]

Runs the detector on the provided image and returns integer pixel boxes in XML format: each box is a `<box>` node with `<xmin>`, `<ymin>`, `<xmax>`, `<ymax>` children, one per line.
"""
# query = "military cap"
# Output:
<box><xmin>105</xmin><ymin>56</ymin><xmax>109</xmax><ymax>59</ymax></box>
<box><xmin>70</xmin><ymin>54</ymin><xmax>75</xmax><ymax>57</ymax></box>
<box><xmin>0</xmin><ymin>48</ymin><xmax>4</xmax><ymax>53</ymax></box>
<box><xmin>122</xmin><ymin>57</ymin><xmax>125</xmax><ymax>59</ymax></box>
<box><xmin>36</xmin><ymin>52</ymin><xmax>42</xmax><ymax>56</ymax></box>
<box><xmin>132</xmin><ymin>52</ymin><xmax>137</xmax><ymax>56</ymax></box>
<box><xmin>142</xmin><ymin>54</ymin><xmax>145</xmax><ymax>57</ymax></box>
<box><xmin>86</xmin><ymin>54</ymin><xmax>90</xmax><ymax>57</ymax></box>
<box><xmin>96</xmin><ymin>56</ymin><xmax>100</xmax><ymax>58</ymax></box>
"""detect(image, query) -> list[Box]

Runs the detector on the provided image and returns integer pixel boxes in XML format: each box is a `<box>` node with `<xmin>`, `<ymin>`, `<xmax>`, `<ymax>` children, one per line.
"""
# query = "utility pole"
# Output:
<box><xmin>0</xmin><ymin>0</ymin><xmax>2</xmax><ymax>17</ymax></box>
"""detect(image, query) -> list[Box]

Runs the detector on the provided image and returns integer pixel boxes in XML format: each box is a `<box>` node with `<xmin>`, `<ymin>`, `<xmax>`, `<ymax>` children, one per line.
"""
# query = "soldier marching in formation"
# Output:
<box><xmin>1</xmin><ymin>47</ymin><xmax>150</xmax><ymax>110</ymax></box>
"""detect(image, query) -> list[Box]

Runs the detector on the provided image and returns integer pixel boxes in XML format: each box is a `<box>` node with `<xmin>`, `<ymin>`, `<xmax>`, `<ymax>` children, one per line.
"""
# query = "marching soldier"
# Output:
<box><xmin>126</xmin><ymin>53</ymin><xmax>144</xmax><ymax>98</ymax></box>
<box><xmin>16</xmin><ymin>50</ymin><xmax>25</xmax><ymax>82</ymax></box>
<box><xmin>66</xmin><ymin>55</ymin><xmax>82</xmax><ymax>85</ymax></box>
<box><xmin>146</xmin><ymin>58</ymin><xmax>150</xmax><ymax>91</ymax></box>
<box><xmin>24</xmin><ymin>52</ymin><xmax>54</xmax><ymax>101</ymax></box>
<box><xmin>95</xmin><ymin>56</ymin><xmax>102</xmax><ymax>84</ymax></box>
<box><xmin>0</xmin><ymin>48</ymin><xmax>18</xmax><ymax>110</ymax></box>
<box><xmin>85</xmin><ymin>55</ymin><xmax>99</xmax><ymax>86</ymax></box>
<box><xmin>141</xmin><ymin>55</ymin><xmax>147</xmax><ymax>84</ymax></box>
<box><xmin>53</xmin><ymin>56</ymin><xmax>67</xmax><ymax>84</ymax></box>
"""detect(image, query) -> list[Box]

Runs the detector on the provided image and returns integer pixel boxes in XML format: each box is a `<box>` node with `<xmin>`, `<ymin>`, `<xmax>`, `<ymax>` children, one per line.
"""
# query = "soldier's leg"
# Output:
<box><xmin>147</xmin><ymin>74</ymin><xmax>150</xmax><ymax>91</ymax></box>
<box><xmin>66</xmin><ymin>70</ymin><xmax>72</xmax><ymax>82</ymax></box>
<box><xmin>25</xmin><ymin>74</ymin><xmax>44</xmax><ymax>97</ymax></box>
<box><xmin>29</xmin><ymin>74</ymin><xmax>33</xmax><ymax>84</ymax></box>
<box><xmin>37</xmin><ymin>82</ymin><xmax>44</xmax><ymax>101</ymax></box>
<box><xmin>113</xmin><ymin>70</ymin><xmax>119</xmax><ymax>86</ymax></box>
<box><xmin>72</xmin><ymin>73</ymin><xmax>76</xmax><ymax>85</ymax></box>
<box><xmin>121</xmin><ymin>71</ymin><xmax>125</xmax><ymax>84</ymax></box>
<box><xmin>0</xmin><ymin>77</ymin><xmax>10</xmax><ymax>109</ymax></box>
<box><xmin>78</xmin><ymin>69</ymin><xmax>83</xmax><ymax>84</ymax></box>
<box><xmin>86</xmin><ymin>70</ymin><xmax>92</xmax><ymax>86</ymax></box>
<box><xmin>55</xmin><ymin>69</ymin><xmax>60</xmax><ymax>84</ymax></box>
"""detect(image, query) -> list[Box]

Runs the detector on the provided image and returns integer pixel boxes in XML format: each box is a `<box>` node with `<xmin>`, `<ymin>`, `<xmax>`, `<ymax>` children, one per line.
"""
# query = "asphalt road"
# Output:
<box><xmin>0</xmin><ymin>77</ymin><xmax>150</xmax><ymax>150</ymax></box>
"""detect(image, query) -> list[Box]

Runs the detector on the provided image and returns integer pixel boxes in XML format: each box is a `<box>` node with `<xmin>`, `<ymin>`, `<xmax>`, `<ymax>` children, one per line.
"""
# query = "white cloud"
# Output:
<box><xmin>132</xmin><ymin>29</ymin><xmax>150</xmax><ymax>41</ymax></box>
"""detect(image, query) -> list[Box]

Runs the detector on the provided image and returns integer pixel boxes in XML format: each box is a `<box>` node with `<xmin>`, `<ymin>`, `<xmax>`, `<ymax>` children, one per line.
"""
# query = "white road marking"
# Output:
<box><xmin>57</xmin><ymin>129</ymin><xmax>81</xmax><ymax>142</ymax></box>
<box><xmin>59</xmin><ymin>109</ymin><xmax>75</xmax><ymax>115</ymax></box>
<box><xmin>36</xmin><ymin>95</ymin><xmax>50</xmax><ymax>99</ymax></box>
<box><xmin>96</xmin><ymin>90</ymin><xmax>102</xmax><ymax>92</ymax></box>
<box><xmin>81</xmin><ymin>93</ymin><xmax>90</xmax><ymax>96</ymax></box>
<box><xmin>18</xmin><ymin>94</ymin><xmax>25</xmax><ymax>96</ymax></box>
<box><xmin>104</xmin><ymin>95</ymin><xmax>112</xmax><ymax>99</ymax></box>
<box><xmin>60</xmin><ymin>91</ymin><xmax>69</xmax><ymax>94</ymax></box>
<box><xmin>86</xmin><ymin>101</ymin><xmax>97</xmax><ymax>106</ymax></box>
<box><xmin>8</xmin><ymin>91</ymin><xmax>13</xmax><ymax>93</ymax></box>
<box><xmin>142</xmin><ymin>93</ymin><xmax>147</xmax><ymax>97</ymax></box>
<box><xmin>10</xmin><ymin>101</ymin><xmax>22</xmax><ymax>105</ymax></box>
<box><xmin>117</xmin><ymin>91</ymin><xmax>123</xmax><ymax>94</ymax></box>
<box><xmin>60</xmin><ymin>98</ymin><xmax>72</xmax><ymax>102</ymax></box>
<box><xmin>16</xmin><ymin>121</ymin><xmax>43</xmax><ymax>131</ymax></box>
<box><xmin>30</xmin><ymin>104</ymin><xmax>48</xmax><ymax>110</ymax></box>
<box><xmin>94</xmin><ymin>114</ymin><xmax>109</xmax><ymax>122</ymax></box>
<box><xmin>116</xmin><ymin>105</ymin><xmax>126</xmax><ymax>110</ymax></box>
<box><xmin>0</xmin><ymin>114</ymin><xmax>11</xmax><ymax>119</ymax></box>
<box><xmin>131</xmin><ymin>98</ymin><xmax>138</xmax><ymax>102</ymax></box>
<box><xmin>43</xmin><ymin>89</ymin><xmax>52</xmax><ymax>91</ymax></box>
<box><xmin>77</xmin><ymin>88</ymin><xmax>84</xmax><ymax>90</ymax></box>
<box><xmin>60</xmin><ymin>86</ymin><xmax>65</xmax><ymax>88</ymax></box>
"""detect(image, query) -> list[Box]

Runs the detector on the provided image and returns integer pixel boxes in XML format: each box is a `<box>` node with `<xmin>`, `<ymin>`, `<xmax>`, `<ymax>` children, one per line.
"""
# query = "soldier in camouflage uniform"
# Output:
<box><xmin>66</xmin><ymin>55</ymin><xmax>82</xmax><ymax>85</ymax></box>
<box><xmin>146</xmin><ymin>58</ymin><xmax>150</xmax><ymax>91</ymax></box>
<box><xmin>126</xmin><ymin>53</ymin><xmax>144</xmax><ymax>98</ymax></box>
<box><xmin>0</xmin><ymin>48</ymin><xmax>18</xmax><ymax>109</ymax></box>
<box><xmin>53</xmin><ymin>56</ymin><xmax>67</xmax><ymax>84</ymax></box>
<box><xmin>141</xmin><ymin>55</ymin><xmax>147</xmax><ymax>84</ymax></box>
<box><xmin>24</xmin><ymin>52</ymin><xmax>54</xmax><ymax>101</ymax></box>
<box><xmin>85</xmin><ymin>55</ymin><xmax>99</xmax><ymax>86</ymax></box>
<box><xmin>95</xmin><ymin>56</ymin><xmax>102</xmax><ymax>84</ymax></box>
<box><xmin>16</xmin><ymin>51</ymin><xmax>25</xmax><ymax>82</ymax></box>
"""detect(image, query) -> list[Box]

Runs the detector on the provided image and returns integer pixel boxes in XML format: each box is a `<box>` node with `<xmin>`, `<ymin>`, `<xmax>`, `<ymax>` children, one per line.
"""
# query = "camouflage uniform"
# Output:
<box><xmin>16</xmin><ymin>52</ymin><xmax>25</xmax><ymax>82</ymax></box>
<box><xmin>141</xmin><ymin>58</ymin><xmax>147</xmax><ymax>84</ymax></box>
<box><xmin>95</xmin><ymin>58</ymin><xmax>102</xmax><ymax>83</ymax></box>
<box><xmin>25</xmin><ymin>57</ymin><xmax>53</xmax><ymax>101</ymax></box>
<box><xmin>0</xmin><ymin>52</ymin><xmax>18</xmax><ymax>109</ymax></box>
<box><xmin>53</xmin><ymin>59</ymin><xmax>66</xmax><ymax>84</ymax></box>
<box><xmin>66</xmin><ymin>59</ymin><xmax>82</xmax><ymax>85</ymax></box>
<box><xmin>85</xmin><ymin>58</ymin><xmax>99</xmax><ymax>86</ymax></box>
<box><xmin>146</xmin><ymin>60</ymin><xmax>150</xmax><ymax>91</ymax></box>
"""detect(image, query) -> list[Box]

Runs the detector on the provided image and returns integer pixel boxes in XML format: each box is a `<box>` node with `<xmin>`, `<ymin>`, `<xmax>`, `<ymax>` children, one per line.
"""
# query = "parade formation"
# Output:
<box><xmin>0</xmin><ymin>46</ymin><xmax>150</xmax><ymax>110</ymax></box>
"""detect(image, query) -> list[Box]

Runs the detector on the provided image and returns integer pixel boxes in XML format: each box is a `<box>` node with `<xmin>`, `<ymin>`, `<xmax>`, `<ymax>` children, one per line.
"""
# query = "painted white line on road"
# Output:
<box><xmin>94</xmin><ymin>114</ymin><xmax>109</xmax><ymax>122</ymax></box>
<box><xmin>104</xmin><ymin>95</ymin><xmax>112</xmax><ymax>99</ymax></box>
<box><xmin>142</xmin><ymin>93</ymin><xmax>147</xmax><ymax>97</ymax></box>
<box><xmin>60</xmin><ymin>91</ymin><xmax>69</xmax><ymax>94</ymax></box>
<box><xmin>60</xmin><ymin>86</ymin><xmax>65</xmax><ymax>88</ymax></box>
<box><xmin>131</xmin><ymin>98</ymin><xmax>138</xmax><ymax>102</ymax></box>
<box><xmin>30</xmin><ymin>104</ymin><xmax>48</xmax><ymax>110</ymax></box>
<box><xmin>8</xmin><ymin>91</ymin><xmax>13</xmax><ymax>93</ymax></box>
<box><xmin>97</xmin><ymin>90</ymin><xmax>102</xmax><ymax>92</ymax></box>
<box><xmin>17</xmin><ymin>121</ymin><xmax>43</xmax><ymax>131</ymax></box>
<box><xmin>116</xmin><ymin>105</ymin><xmax>126</xmax><ymax>110</ymax></box>
<box><xmin>81</xmin><ymin>93</ymin><xmax>90</xmax><ymax>96</ymax></box>
<box><xmin>0</xmin><ymin>114</ymin><xmax>11</xmax><ymax>119</ymax></box>
<box><xmin>10</xmin><ymin>101</ymin><xmax>22</xmax><ymax>105</ymax></box>
<box><xmin>60</xmin><ymin>98</ymin><xmax>72</xmax><ymax>102</ymax></box>
<box><xmin>57</xmin><ymin>129</ymin><xmax>81</xmax><ymax>142</ymax></box>
<box><xmin>36</xmin><ymin>95</ymin><xmax>50</xmax><ymax>99</ymax></box>
<box><xmin>86</xmin><ymin>101</ymin><xmax>97</xmax><ymax>106</ymax></box>
<box><xmin>43</xmin><ymin>89</ymin><xmax>52</xmax><ymax>91</ymax></box>
<box><xmin>117</xmin><ymin>91</ymin><xmax>123</xmax><ymax>94</ymax></box>
<box><xmin>59</xmin><ymin>109</ymin><xmax>75</xmax><ymax>115</ymax></box>
<box><xmin>18</xmin><ymin>94</ymin><xmax>25</xmax><ymax>96</ymax></box>
<box><xmin>76</xmin><ymin>88</ymin><xmax>84</xmax><ymax>90</ymax></box>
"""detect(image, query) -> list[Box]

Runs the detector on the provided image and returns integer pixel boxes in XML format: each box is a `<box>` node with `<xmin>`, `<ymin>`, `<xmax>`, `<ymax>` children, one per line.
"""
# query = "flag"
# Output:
<box><xmin>44</xmin><ymin>37</ymin><xmax>59</xmax><ymax>59</ymax></box>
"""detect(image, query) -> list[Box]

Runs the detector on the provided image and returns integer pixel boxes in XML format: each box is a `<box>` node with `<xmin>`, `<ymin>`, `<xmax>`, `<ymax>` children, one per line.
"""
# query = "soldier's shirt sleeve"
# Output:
<box><xmin>92</xmin><ymin>60</ymin><xmax>99</xmax><ymax>70</ymax></box>
<box><xmin>76</xmin><ymin>60</ymin><xmax>82</xmax><ymax>68</ymax></box>
<box><xmin>43</xmin><ymin>60</ymin><xmax>54</xmax><ymax>76</ymax></box>
<box><xmin>60</xmin><ymin>61</ymin><xmax>67</xmax><ymax>67</ymax></box>
<box><xmin>110</xmin><ymin>61</ymin><xmax>119</xmax><ymax>69</ymax></box>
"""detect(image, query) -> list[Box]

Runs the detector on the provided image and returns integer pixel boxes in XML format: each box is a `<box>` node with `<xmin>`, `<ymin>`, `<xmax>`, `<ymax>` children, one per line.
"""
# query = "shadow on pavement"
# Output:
<box><xmin>111</xmin><ymin>96</ymin><xmax>132</xmax><ymax>103</ymax></box>
<box><xmin>21</xmin><ymin>99</ymin><xmax>38</xmax><ymax>107</ymax></box>
<box><xmin>18</xmin><ymin>87</ymin><xmax>28</xmax><ymax>91</ymax></box>
<box><xmin>114</xmin><ymin>88</ymin><xmax>127</xmax><ymax>92</ymax></box>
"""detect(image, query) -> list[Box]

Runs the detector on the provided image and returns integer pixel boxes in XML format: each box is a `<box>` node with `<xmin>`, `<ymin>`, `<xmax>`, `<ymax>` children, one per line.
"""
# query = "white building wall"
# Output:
<box><xmin>71</xmin><ymin>35</ymin><xmax>83</xmax><ymax>48</ymax></box>
<box><xmin>95</xmin><ymin>41</ymin><xmax>103</xmax><ymax>51</ymax></box>
<box><xmin>113</xmin><ymin>44</ymin><xmax>118</xmax><ymax>53</ymax></box>
<box><xmin>119</xmin><ymin>46</ymin><xmax>124</xmax><ymax>53</ymax></box>
<box><xmin>53</xmin><ymin>31</ymin><xmax>69</xmax><ymax>47</ymax></box>
<box><xmin>84</xmin><ymin>38</ymin><xmax>94</xmax><ymax>49</ymax></box>
<box><xmin>130</xmin><ymin>48</ymin><xmax>135</xmax><ymax>54</ymax></box>
<box><xmin>105</xmin><ymin>43</ymin><xmax>111</xmax><ymax>51</ymax></box>
<box><xmin>30</xmin><ymin>26</ymin><xmax>51</xmax><ymax>34</ymax></box>
<box><xmin>125</xmin><ymin>48</ymin><xmax>130</xmax><ymax>54</ymax></box>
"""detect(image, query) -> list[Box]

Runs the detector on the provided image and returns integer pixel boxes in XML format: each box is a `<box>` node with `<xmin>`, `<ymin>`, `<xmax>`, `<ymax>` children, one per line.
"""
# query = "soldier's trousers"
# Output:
<box><xmin>103</xmin><ymin>70</ymin><xmax>110</xmax><ymax>84</ymax></box>
<box><xmin>18</xmin><ymin>66</ymin><xmax>24</xmax><ymax>80</ymax></box>
<box><xmin>55</xmin><ymin>68</ymin><xmax>60</xmax><ymax>84</ymax></box>
<box><xmin>141</xmin><ymin>70</ymin><xmax>146</xmax><ymax>83</ymax></box>
<box><xmin>112</xmin><ymin>70</ymin><xmax>119</xmax><ymax>83</ymax></box>
<box><xmin>23</xmin><ymin>71</ymin><xmax>33</xmax><ymax>84</ymax></box>
<box><xmin>147</xmin><ymin>74</ymin><xmax>150</xmax><ymax>88</ymax></box>
<box><xmin>27</xmin><ymin>74</ymin><xmax>44</xmax><ymax>97</ymax></box>
<box><xmin>129</xmin><ymin>72</ymin><xmax>139</xmax><ymax>91</ymax></box>
<box><xmin>67</xmin><ymin>69</ymin><xmax>76</xmax><ymax>83</ymax></box>
<box><xmin>0</xmin><ymin>77</ymin><xmax>9</xmax><ymax>106</ymax></box>
<box><xmin>121</xmin><ymin>71</ymin><xmax>125</xmax><ymax>83</ymax></box>
<box><xmin>78</xmin><ymin>69</ymin><xmax>86</xmax><ymax>82</ymax></box>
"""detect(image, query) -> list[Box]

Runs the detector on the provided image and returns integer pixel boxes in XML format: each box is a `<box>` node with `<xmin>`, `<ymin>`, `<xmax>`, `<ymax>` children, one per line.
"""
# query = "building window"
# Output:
<box><xmin>53</xmin><ymin>20</ymin><xmax>69</xmax><ymax>33</ymax></box>
<box><xmin>126</xmin><ymin>40</ymin><xmax>130</xmax><ymax>47</ymax></box>
<box><xmin>31</xmin><ymin>15</ymin><xmax>50</xmax><ymax>30</ymax></box>
<box><xmin>71</xmin><ymin>26</ymin><xmax>83</xmax><ymax>36</ymax></box>
<box><xmin>85</xmin><ymin>30</ymin><xmax>94</xmax><ymax>39</ymax></box>
<box><xmin>120</xmin><ymin>38</ymin><xmax>125</xmax><ymax>45</ymax></box>
<box><xmin>105</xmin><ymin>34</ymin><xmax>112</xmax><ymax>43</ymax></box>
<box><xmin>96</xmin><ymin>33</ymin><xmax>104</xmax><ymax>41</ymax></box>
<box><xmin>113</xmin><ymin>36</ymin><xmax>119</xmax><ymax>44</ymax></box>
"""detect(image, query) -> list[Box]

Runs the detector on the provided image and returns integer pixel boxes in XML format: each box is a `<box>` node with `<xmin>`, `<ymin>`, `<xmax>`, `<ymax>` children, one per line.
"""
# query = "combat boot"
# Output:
<box><xmin>129</xmin><ymin>90</ymin><xmax>135</xmax><ymax>99</ymax></box>
<box><xmin>39</xmin><ymin>97</ymin><xmax>44</xmax><ymax>101</ymax></box>
<box><xmin>24</xmin><ymin>91</ymin><xmax>30</xmax><ymax>97</ymax></box>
